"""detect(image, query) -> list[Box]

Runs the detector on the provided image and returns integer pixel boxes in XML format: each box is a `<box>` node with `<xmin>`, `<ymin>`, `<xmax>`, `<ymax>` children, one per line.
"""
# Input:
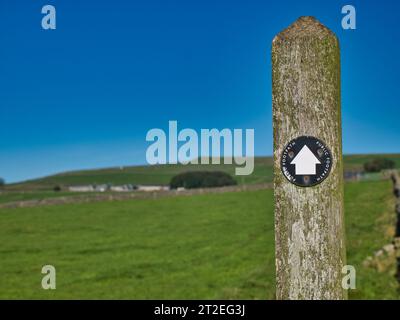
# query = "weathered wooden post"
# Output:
<box><xmin>272</xmin><ymin>16</ymin><xmax>346</xmax><ymax>299</ymax></box>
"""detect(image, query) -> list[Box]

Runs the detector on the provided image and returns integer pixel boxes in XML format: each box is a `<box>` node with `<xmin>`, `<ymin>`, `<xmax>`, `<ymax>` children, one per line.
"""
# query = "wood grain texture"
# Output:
<box><xmin>272</xmin><ymin>16</ymin><xmax>347</xmax><ymax>300</ymax></box>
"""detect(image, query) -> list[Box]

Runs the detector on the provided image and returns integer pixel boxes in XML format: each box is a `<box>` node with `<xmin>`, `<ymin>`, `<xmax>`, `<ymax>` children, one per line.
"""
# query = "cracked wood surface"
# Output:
<box><xmin>272</xmin><ymin>16</ymin><xmax>347</xmax><ymax>300</ymax></box>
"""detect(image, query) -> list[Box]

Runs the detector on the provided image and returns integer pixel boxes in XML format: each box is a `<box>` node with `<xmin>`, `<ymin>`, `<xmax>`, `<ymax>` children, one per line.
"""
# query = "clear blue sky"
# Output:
<box><xmin>1</xmin><ymin>0</ymin><xmax>399</xmax><ymax>183</ymax></box>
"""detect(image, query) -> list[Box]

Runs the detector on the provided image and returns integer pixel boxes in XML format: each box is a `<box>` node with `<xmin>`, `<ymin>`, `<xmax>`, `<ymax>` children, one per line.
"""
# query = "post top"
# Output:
<box><xmin>273</xmin><ymin>16</ymin><xmax>336</xmax><ymax>42</ymax></box>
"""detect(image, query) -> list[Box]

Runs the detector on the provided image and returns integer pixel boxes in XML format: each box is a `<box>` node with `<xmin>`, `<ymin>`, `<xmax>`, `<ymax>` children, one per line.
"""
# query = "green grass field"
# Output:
<box><xmin>0</xmin><ymin>191</ymin><xmax>83</xmax><ymax>205</ymax></box>
<box><xmin>0</xmin><ymin>179</ymin><xmax>398</xmax><ymax>299</ymax></box>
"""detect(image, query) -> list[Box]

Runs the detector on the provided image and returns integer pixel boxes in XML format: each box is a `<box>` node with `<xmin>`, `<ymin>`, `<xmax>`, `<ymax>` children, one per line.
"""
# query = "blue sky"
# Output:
<box><xmin>0</xmin><ymin>0</ymin><xmax>399</xmax><ymax>183</ymax></box>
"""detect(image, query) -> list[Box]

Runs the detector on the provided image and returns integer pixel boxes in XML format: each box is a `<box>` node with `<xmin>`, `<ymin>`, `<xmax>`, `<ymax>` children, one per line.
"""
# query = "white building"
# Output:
<box><xmin>68</xmin><ymin>184</ymin><xmax>108</xmax><ymax>192</ymax></box>
<box><xmin>94</xmin><ymin>184</ymin><xmax>108</xmax><ymax>192</ymax></box>
<box><xmin>68</xmin><ymin>185</ymin><xmax>95</xmax><ymax>192</ymax></box>
<box><xmin>137</xmin><ymin>185</ymin><xmax>169</xmax><ymax>192</ymax></box>
<box><xmin>110</xmin><ymin>185</ymin><xmax>135</xmax><ymax>192</ymax></box>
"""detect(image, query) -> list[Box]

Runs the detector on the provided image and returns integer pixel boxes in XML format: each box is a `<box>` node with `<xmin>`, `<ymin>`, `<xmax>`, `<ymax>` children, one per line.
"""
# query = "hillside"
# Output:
<box><xmin>4</xmin><ymin>154</ymin><xmax>400</xmax><ymax>192</ymax></box>
<box><xmin>5</xmin><ymin>157</ymin><xmax>273</xmax><ymax>191</ymax></box>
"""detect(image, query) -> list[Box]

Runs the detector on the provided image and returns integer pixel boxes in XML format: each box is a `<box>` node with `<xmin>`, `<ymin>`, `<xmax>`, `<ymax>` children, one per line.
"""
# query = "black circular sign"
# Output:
<box><xmin>280</xmin><ymin>136</ymin><xmax>332</xmax><ymax>187</ymax></box>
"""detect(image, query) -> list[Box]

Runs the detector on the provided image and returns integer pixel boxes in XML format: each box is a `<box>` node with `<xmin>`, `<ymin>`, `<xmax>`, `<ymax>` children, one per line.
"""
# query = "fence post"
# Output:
<box><xmin>272</xmin><ymin>16</ymin><xmax>347</xmax><ymax>299</ymax></box>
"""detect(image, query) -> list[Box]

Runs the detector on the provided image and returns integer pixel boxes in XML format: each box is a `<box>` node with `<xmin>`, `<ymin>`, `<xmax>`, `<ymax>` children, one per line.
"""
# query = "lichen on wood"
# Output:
<box><xmin>272</xmin><ymin>16</ymin><xmax>346</xmax><ymax>300</ymax></box>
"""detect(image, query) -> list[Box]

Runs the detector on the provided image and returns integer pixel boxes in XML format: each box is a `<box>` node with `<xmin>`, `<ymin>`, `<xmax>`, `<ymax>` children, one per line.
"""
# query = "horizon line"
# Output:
<box><xmin>4</xmin><ymin>152</ymin><xmax>400</xmax><ymax>185</ymax></box>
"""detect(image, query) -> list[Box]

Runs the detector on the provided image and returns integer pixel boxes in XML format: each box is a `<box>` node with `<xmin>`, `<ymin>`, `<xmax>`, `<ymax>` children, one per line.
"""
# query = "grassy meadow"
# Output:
<box><xmin>0</xmin><ymin>179</ymin><xmax>398</xmax><ymax>299</ymax></box>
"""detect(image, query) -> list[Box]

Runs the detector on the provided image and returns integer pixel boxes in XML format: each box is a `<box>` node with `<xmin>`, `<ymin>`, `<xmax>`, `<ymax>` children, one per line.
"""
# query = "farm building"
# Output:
<box><xmin>137</xmin><ymin>185</ymin><xmax>169</xmax><ymax>192</ymax></box>
<box><xmin>68</xmin><ymin>185</ymin><xmax>95</xmax><ymax>192</ymax></box>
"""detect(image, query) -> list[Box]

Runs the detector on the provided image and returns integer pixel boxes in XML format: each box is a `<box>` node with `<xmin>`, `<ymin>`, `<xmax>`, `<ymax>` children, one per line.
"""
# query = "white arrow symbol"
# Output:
<box><xmin>290</xmin><ymin>145</ymin><xmax>321</xmax><ymax>175</ymax></box>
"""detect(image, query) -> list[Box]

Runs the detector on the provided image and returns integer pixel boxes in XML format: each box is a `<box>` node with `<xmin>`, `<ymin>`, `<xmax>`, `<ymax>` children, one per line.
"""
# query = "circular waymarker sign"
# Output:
<box><xmin>281</xmin><ymin>136</ymin><xmax>332</xmax><ymax>187</ymax></box>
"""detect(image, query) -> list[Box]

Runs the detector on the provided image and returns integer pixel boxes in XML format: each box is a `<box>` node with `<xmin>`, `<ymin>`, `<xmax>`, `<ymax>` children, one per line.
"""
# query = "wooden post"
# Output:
<box><xmin>272</xmin><ymin>16</ymin><xmax>347</xmax><ymax>299</ymax></box>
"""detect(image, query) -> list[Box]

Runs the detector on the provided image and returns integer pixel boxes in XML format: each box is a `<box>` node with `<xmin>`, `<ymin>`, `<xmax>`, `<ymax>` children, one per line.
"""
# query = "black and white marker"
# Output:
<box><xmin>280</xmin><ymin>136</ymin><xmax>332</xmax><ymax>187</ymax></box>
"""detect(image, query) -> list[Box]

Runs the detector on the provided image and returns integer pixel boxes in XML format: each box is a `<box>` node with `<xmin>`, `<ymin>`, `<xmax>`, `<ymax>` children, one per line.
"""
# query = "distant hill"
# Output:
<box><xmin>5</xmin><ymin>154</ymin><xmax>400</xmax><ymax>191</ymax></box>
